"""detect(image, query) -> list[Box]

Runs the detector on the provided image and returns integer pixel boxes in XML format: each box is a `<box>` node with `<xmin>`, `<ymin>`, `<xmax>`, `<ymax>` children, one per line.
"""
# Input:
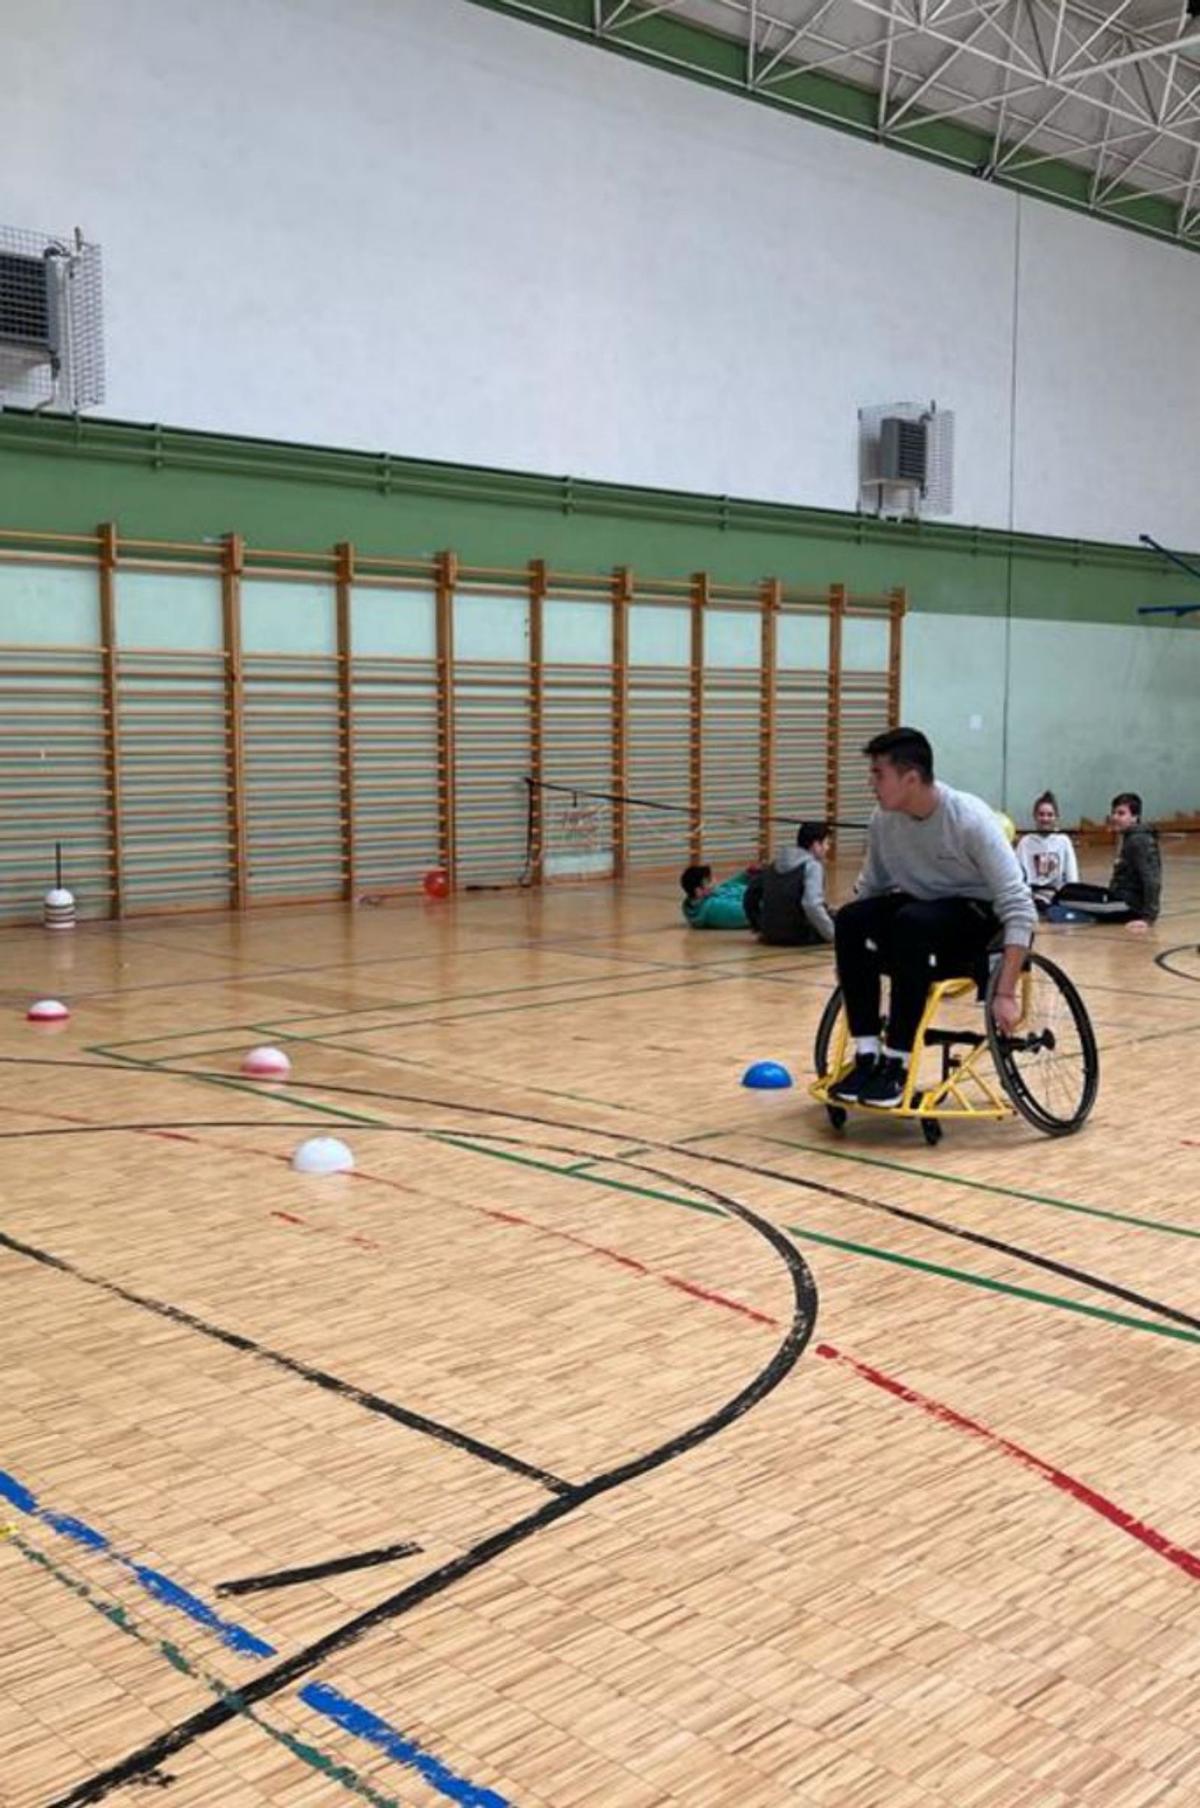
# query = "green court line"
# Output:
<box><xmin>79</xmin><ymin>1047</ymin><xmax>1198</xmax><ymax>1349</ymax></box>
<box><xmin>88</xmin><ymin>961</ymin><xmax>730</xmax><ymax>1054</ymax></box>
<box><xmin>258</xmin><ymin>964</ymin><xmax>684</xmax><ymax>1028</ymax></box>
<box><xmin>88</xmin><ymin>1047</ymin><xmax>390</xmax><ymax>1128</ymax></box>
<box><xmin>240</xmin><ymin>970</ymin><xmax>745</xmax><ymax>1038</ymax></box>
<box><xmin>737</xmin><ymin>1134</ymin><xmax>1200</xmax><ymax>1243</ymax></box>
<box><xmin>3</xmin><ymin>1534</ymin><xmax>404</xmax><ymax>1808</ymax></box>
<box><xmin>430</xmin><ymin>1131</ymin><xmax>726</xmax><ymax>1219</ymax></box>
<box><xmin>241</xmin><ymin>1027</ymin><xmax>645</xmax><ymax>1118</ymax></box>
<box><xmin>101</xmin><ymin>1025</ymin><xmax>641</xmax><ymax>1120</ymax></box>
<box><xmin>783</xmin><ymin>1225</ymin><xmax>1200</xmax><ymax>1347</ymax></box>
<box><xmin>427</xmin><ymin>1133</ymin><xmax>1200</xmax><ymax>1347</ymax></box>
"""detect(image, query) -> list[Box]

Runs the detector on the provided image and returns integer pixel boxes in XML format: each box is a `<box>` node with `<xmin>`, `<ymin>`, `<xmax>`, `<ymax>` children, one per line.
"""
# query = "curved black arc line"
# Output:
<box><xmin>0</xmin><ymin>1223</ymin><xmax>569</xmax><ymax>1496</ymax></box>
<box><xmin>44</xmin><ymin>1183</ymin><xmax>818</xmax><ymax>1807</ymax></box>
<box><xmin>1155</xmin><ymin>945</ymin><xmax>1200</xmax><ymax>984</ymax></box>
<box><xmin>656</xmin><ymin>1142</ymin><xmax>1200</xmax><ymax>1335</ymax></box>
<box><xmin>5</xmin><ymin>1093</ymin><xmax>1195</xmax><ymax>1336</ymax></box>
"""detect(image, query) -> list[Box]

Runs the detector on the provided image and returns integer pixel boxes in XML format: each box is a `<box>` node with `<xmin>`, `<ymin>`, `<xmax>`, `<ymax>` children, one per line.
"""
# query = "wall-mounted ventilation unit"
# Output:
<box><xmin>0</xmin><ymin>225</ymin><xmax>104</xmax><ymax>413</ymax></box>
<box><xmin>858</xmin><ymin>402</ymin><xmax>953</xmax><ymax>519</ymax></box>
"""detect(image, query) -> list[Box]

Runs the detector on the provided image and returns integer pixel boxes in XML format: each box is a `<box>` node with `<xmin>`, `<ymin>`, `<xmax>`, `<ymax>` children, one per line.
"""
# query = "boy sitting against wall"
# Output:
<box><xmin>1056</xmin><ymin>792</ymin><xmax>1161</xmax><ymax>932</ymax></box>
<box><xmin>743</xmin><ymin>822</ymin><xmax>836</xmax><ymax>946</ymax></box>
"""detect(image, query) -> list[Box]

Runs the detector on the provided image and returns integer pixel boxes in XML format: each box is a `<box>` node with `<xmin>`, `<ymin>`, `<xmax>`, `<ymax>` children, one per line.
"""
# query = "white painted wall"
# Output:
<box><xmin>7</xmin><ymin>0</ymin><xmax>1200</xmax><ymax>544</ymax></box>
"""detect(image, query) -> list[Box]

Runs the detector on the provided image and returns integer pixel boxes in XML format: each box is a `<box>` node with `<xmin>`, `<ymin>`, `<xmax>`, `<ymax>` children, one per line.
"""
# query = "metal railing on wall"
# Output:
<box><xmin>0</xmin><ymin>525</ymin><xmax>903</xmax><ymax>920</ymax></box>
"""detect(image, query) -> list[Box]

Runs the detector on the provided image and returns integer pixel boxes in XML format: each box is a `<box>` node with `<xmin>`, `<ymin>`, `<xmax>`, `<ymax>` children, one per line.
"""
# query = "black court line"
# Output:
<box><xmin>215</xmin><ymin>1542</ymin><xmax>423</xmax><ymax>1597</ymax></box>
<box><xmin>42</xmin><ymin>1160</ymin><xmax>817</xmax><ymax>1806</ymax></box>
<box><xmin>42</xmin><ymin>916</ymin><xmax>693</xmax><ymax>1005</ymax></box>
<box><xmin>1156</xmin><ymin>944</ymin><xmax>1200</xmax><ymax>984</ymax></box>
<box><xmin>10</xmin><ymin>1096</ymin><xmax>1193</xmax><ymax>1344</ymax></box>
<box><xmin>653</xmin><ymin>1142</ymin><xmax>1200</xmax><ymax>1335</ymax></box>
<box><xmin>0</xmin><ymin>1218</ymin><xmax>569</xmax><ymax>1496</ymax></box>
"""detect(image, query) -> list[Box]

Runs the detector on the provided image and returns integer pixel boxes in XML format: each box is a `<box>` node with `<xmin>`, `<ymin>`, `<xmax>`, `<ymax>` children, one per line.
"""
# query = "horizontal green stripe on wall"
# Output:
<box><xmin>0</xmin><ymin>408</ymin><xmax>1192</xmax><ymax>628</ymax></box>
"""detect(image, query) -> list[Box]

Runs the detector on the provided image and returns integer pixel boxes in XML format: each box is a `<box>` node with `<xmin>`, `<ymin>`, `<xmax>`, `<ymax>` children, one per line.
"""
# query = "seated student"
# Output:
<box><xmin>743</xmin><ymin>822</ymin><xmax>835</xmax><ymax>946</ymax></box>
<box><xmin>680</xmin><ymin>862</ymin><xmax>754</xmax><ymax>929</ymax></box>
<box><xmin>1015</xmin><ymin>790</ymin><xmax>1079</xmax><ymax>911</ymax></box>
<box><xmin>1056</xmin><ymin>792</ymin><xmax>1161</xmax><ymax>933</ymax></box>
<box><xmin>829</xmin><ymin>726</ymin><xmax>1034</xmax><ymax>1109</ymax></box>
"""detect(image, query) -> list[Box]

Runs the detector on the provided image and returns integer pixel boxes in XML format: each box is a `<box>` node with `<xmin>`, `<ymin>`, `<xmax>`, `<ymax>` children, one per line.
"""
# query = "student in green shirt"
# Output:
<box><xmin>680</xmin><ymin>862</ymin><xmax>755</xmax><ymax>930</ymax></box>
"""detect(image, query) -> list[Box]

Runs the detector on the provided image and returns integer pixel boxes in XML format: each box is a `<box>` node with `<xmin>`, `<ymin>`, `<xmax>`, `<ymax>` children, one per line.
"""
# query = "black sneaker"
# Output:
<box><xmin>859</xmin><ymin>1056</ymin><xmax>908</xmax><ymax>1109</ymax></box>
<box><xmin>829</xmin><ymin>1053</ymin><xmax>879</xmax><ymax>1103</ymax></box>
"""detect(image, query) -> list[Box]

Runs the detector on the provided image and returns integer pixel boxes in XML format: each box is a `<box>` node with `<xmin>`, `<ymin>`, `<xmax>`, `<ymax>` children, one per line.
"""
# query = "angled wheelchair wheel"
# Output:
<box><xmin>986</xmin><ymin>951</ymin><xmax>1099</xmax><ymax>1136</ymax></box>
<box><xmin>814</xmin><ymin>985</ymin><xmax>844</xmax><ymax>1079</ymax></box>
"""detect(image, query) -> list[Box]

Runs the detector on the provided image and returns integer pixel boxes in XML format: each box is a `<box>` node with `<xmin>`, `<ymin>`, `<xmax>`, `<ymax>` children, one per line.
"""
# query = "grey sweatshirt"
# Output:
<box><xmin>762</xmin><ymin>845</ymin><xmax>835</xmax><ymax>943</ymax></box>
<box><xmin>858</xmin><ymin>783</ymin><xmax>1036</xmax><ymax>948</ymax></box>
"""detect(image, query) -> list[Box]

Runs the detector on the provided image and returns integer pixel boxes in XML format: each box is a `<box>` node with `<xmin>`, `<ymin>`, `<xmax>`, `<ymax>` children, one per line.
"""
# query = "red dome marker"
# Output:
<box><xmin>27</xmin><ymin>999</ymin><xmax>70</xmax><ymax>1022</ymax></box>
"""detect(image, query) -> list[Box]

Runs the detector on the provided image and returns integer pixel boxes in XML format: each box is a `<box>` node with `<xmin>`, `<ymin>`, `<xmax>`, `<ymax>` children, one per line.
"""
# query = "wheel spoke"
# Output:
<box><xmin>988</xmin><ymin>953</ymin><xmax>1098</xmax><ymax>1134</ymax></box>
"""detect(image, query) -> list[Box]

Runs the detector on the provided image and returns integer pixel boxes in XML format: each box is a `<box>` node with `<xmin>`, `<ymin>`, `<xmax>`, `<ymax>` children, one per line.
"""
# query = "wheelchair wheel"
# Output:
<box><xmin>814</xmin><ymin>985</ymin><xmax>844</xmax><ymax>1078</ymax></box>
<box><xmin>986</xmin><ymin>951</ymin><xmax>1098</xmax><ymax>1135</ymax></box>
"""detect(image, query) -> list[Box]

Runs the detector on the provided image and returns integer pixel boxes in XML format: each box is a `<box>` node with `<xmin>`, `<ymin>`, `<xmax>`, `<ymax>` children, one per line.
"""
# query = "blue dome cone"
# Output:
<box><xmin>742</xmin><ymin>1059</ymin><xmax>793</xmax><ymax>1090</ymax></box>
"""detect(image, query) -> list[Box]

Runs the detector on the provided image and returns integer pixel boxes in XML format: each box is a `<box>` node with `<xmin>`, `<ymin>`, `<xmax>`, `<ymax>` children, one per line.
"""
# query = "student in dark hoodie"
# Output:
<box><xmin>1057</xmin><ymin>792</ymin><xmax>1161</xmax><ymax>933</ymax></box>
<box><xmin>743</xmin><ymin>822</ymin><xmax>835</xmax><ymax>946</ymax></box>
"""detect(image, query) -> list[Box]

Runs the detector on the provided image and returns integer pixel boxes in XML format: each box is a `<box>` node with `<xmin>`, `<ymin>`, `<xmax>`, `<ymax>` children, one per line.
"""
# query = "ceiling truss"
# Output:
<box><xmin>564</xmin><ymin>0</ymin><xmax>1200</xmax><ymax>240</ymax></box>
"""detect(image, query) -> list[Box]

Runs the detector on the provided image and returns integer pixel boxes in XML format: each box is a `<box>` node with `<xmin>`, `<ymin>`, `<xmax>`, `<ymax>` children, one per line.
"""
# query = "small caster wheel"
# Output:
<box><xmin>826</xmin><ymin>1105</ymin><xmax>848</xmax><ymax>1131</ymax></box>
<box><xmin>920</xmin><ymin>1118</ymin><xmax>943</xmax><ymax>1147</ymax></box>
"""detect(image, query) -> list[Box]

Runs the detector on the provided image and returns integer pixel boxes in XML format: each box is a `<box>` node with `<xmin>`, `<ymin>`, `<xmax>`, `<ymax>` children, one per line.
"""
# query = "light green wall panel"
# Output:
<box><xmin>352</xmin><ymin>588</ymin><xmax>435</xmax><ymax>658</ymax></box>
<box><xmin>777</xmin><ymin>614</ymin><xmax>828</xmax><ymax>668</ymax></box>
<box><xmin>844</xmin><ymin>616</ymin><xmax>890</xmax><ymax>670</ymax></box>
<box><xmin>116</xmin><ymin>572</ymin><xmax>222</xmax><ymax>649</ymax></box>
<box><xmin>242</xmin><ymin>580</ymin><xmax>336</xmax><ymax>654</ymax></box>
<box><xmin>705</xmin><ymin>609</ymin><xmax>759</xmax><ymax>668</ymax></box>
<box><xmin>0</xmin><ymin>564</ymin><xmax>97</xmax><ymax>646</ymax></box>
<box><xmin>1007</xmin><ymin>618</ymin><xmax>1200</xmax><ymax>824</ymax></box>
<box><xmin>629</xmin><ymin>605</ymin><xmax>689</xmax><ymax>666</ymax></box>
<box><xmin>902</xmin><ymin>614</ymin><xmax>1008</xmax><ymax>805</ymax></box>
<box><xmin>456</xmin><ymin>592</ymin><xmax>528</xmax><ymax>660</ymax></box>
<box><xmin>544</xmin><ymin>601</ymin><xmax>610</xmax><ymax>664</ymax></box>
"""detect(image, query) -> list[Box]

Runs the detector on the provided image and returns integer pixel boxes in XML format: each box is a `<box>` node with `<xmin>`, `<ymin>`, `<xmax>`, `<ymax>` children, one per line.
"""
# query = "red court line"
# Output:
<box><xmin>0</xmin><ymin>1103</ymin><xmax>773</xmax><ymax>1325</ymax></box>
<box><xmin>816</xmin><ymin>1342</ymin><xmax>1200</xmax><ymax>1583</ymax></box>
<box><xmin>6</xmin><ymin>1105</ymin><xmax>1197</xmax><ymax>1582</ymax></box>
<box><xmin>480</xmin><ymin>1203</ymin><xmax>778</xmax><ymax>1327</ymax></box>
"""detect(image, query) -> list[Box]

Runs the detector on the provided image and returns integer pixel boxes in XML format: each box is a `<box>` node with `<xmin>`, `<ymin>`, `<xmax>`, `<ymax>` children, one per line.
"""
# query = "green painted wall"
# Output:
<box><xmin>0</xmin><ymin>409</ymin><xmax>1189</xmax><ymax>627</ymax></box>
<box><xmin>2</xmin><ymin>408</ymin><xmax>1197</xmax><ymax>827</ymax></box>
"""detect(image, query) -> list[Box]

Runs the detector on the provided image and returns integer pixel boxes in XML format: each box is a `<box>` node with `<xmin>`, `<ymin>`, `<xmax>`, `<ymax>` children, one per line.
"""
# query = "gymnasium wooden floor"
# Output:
<box><xmin>2</xmin><ymin>853</ymin><xmax>1199</xmax><ymax>1808</ymax></box>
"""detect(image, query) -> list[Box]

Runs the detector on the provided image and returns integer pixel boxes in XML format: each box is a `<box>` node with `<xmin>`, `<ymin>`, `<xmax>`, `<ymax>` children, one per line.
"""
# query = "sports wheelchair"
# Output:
<box><xmin>810</xmin><ymin>948</ymin><xmax>1099</xmax><ymax>1144</ymax></box>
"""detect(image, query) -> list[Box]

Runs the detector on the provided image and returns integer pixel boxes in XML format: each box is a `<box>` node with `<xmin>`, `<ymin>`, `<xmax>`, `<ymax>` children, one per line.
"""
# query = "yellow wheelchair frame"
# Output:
<box><xmin>810</xmin><ymin>952</ymin><xmax>1098</xmax><ymax>1144</ymax></box>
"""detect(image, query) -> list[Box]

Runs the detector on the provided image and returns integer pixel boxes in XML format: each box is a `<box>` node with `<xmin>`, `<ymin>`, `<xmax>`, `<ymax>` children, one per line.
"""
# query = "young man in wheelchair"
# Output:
<box><xmin>830</xmin><ymin>727</ymin><xmax>1036</xmax><ymax>1109</ymax></box>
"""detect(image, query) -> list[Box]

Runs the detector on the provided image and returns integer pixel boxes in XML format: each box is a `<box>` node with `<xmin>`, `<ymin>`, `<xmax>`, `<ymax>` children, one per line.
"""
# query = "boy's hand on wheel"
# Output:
<box><xmin>992</xmin><ymin>991</ymin><xmax>1021</xmax><ymax>1036</ymax></box>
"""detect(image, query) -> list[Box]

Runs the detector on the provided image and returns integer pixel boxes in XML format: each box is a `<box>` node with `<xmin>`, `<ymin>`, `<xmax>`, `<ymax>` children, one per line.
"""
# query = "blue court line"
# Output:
<box><xmin>0</xmin><ymin>1468</ymin><xmax>274</xmax><ymax>1658</ymax></box>
<box><xmin>5</xmin><ymin>1474</ymin><xmax>512</xmax><ymax>1803</ymax></box>
<box><xmin>301</xmin><ymin>1682</ymin><xmax>512</xmax><ymax>1808</ymax></box>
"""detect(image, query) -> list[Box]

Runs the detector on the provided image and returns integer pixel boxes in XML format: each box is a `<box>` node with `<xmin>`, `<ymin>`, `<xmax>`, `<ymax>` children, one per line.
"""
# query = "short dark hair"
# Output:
<box><xmin>863</xmin><ymin>727</ymin><xmax>934</xmax><ymax>784</ymax></box>
<box><xmin>797</xmin><ymin>820</ymin><xmax>830</xmax><ymax>849</ymax></box>
<box><xmin>1033</xmin><ymin>790</ymin><xmax>1058</xmax><ymax>812</ymax></box>
<box><xmin>1111</xmin><ymin>791</ymin><xmax>1143</xmax><ymax>818</ymax></box>
<box><xmin>680</xmin><ymin>863</ymin><xmax>711</xmax><ymax>898</ymax></box>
